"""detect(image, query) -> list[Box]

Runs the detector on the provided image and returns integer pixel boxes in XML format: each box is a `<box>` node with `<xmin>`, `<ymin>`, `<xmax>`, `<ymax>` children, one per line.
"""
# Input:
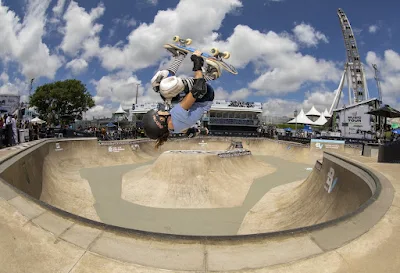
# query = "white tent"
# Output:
<box><xmin>313</xmin><ymin>113</ymin><xmax>328</xmax><ymax>126</ymax></box>
<box><xmin>288</xmin><ymin>109</ymin><xmax>315</xmax><ymax>125</ymax></box>
<box><xmin>114</xmin><ymin>104</ymin><xmax>126</xmax><ymax>114</ymax></box>
<box><xmin>306</xmin><ymin>106</ymin><xmax>321</xmax><ymax>117</ymax></box>
<box><xmin>31</xmin><ymin>117</ymin><xmax>46</xmax><ymax>124</ymax></box>
<box><xmin>322</xmin><ymin>108</ymin><xmax>331</xmax><ymax>118</ymax></box>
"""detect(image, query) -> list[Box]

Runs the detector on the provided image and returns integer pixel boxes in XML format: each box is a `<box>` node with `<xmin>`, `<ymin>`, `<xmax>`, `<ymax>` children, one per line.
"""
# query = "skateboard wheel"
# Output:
<box><xmin>211</xmin><ymin>47</ymin><xmax>219</xmax><ymax>56</ymax></box>
<box><xmin>173</xmin><ymin>36</ymin><xmax>180</xmax><ymax>42</ymax></box>
<box><xmin>223</xmin><ymin>51</ymin><xmax>231</xmax><ymax>59</ymax></box>
<box><xmin>185</xmin><ymin>39</ymin><xmax>192</xmax><ymax>45</ymax></box>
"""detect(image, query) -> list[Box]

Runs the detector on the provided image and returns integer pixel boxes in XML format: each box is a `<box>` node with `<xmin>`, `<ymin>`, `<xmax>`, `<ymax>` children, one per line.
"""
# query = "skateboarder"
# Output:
<box><xmin>143</xmin><ymin>47</ymin><xmax>219</xmax><ymax>148</ymax></box>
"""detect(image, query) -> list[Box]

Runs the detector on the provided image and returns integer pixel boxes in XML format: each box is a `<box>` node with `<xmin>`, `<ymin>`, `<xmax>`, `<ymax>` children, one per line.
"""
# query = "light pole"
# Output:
<box><xmin>135</xmin><ymin>83</ymin><xmax>140</xmax><ymax>105</ymax></box>
<box><xmin>294</xmin><ymin>109</ymin><xmax>298</xmax><ymax>133</ymax></box>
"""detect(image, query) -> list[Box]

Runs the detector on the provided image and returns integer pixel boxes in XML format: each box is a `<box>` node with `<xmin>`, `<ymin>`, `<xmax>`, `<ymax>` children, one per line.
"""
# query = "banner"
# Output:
<box><xmin>310</xmin><ymin>139</ymin><xmax>345</xmax><ymax>151</ymax></box>
<box><xmin>336</xmin><ymin>103</ymin><xmax>375</xmax><ymax>138</ymax></box>
<box><xmin>0</xmin><ymin>95</ymin><xmax>20</xmax><ymax>114</ymax></box>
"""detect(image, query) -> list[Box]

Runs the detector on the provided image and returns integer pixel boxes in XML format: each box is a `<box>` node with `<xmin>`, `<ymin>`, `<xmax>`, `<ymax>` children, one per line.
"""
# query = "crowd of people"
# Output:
<box><xmin>0</xmin><ymin>114</ymin><xmax>42</xmax><ymax>147</ymax></box>
<box><xmin>74</xmin><ymin>126</ymin><xmax>145</xmax><ymax>140</ymax></box>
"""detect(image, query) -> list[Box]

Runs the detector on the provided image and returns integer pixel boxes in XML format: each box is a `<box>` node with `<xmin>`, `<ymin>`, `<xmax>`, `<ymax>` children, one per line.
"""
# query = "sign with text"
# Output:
<box><xmin>310</xmin><ymin>139</ymin><xmax>345</xmax><ymax>152</ymax></box>
<box><xmin>336</xmin><ymin>103</ymin><xmax>375</xmax><ymax>138</ymax></box>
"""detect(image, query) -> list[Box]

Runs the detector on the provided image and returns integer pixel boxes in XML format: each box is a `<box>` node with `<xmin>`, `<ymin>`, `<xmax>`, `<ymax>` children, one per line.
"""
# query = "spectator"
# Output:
<box><xmin>11</xmin><ymin>115</ymin><xmax>18</xmax><ymax>144</ymax></box>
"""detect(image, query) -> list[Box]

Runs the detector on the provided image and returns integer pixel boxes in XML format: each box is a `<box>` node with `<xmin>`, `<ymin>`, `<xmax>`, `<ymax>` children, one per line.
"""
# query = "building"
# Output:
<box><xmin>130</xmin><ymin>100</ymin><xmax>263</xmax><ymax>136</ymax></box>
<box><xmin>332</xmin><ymin>98</ymin><xmax>381</xmax><ymax>139</ymax></box>
<box><xmin>205</xmin><ymin>100</ymin><xmax>262</xmax><ymax>136</ymax></box>
<box><xmin>129</xmin><ymin>102</ymin><xmax>160</xmax><ymax>128</ymax></box>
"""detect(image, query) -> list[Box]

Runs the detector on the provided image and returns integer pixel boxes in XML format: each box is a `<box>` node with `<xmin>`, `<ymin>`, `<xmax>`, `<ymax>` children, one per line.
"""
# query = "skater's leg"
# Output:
<box><xmin>151</xmin><ymin>52</ymin><xmax>187</xmax><ymax>93</ymax></box>
<box><xmin>180</xmin><ymin>74</ymin><xmax>215</xmax><ymax>93</ymax></box>
<box><xmin>166</xmin><ymin>53</ymin><xmax>186</xmax><ymax>76</ymax></box>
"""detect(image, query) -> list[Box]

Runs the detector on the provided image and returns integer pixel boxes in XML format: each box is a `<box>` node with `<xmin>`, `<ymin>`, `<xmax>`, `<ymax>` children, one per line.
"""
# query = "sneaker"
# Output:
<box><xmin>205</xmin><ymin>59</ymin><xmax>221</xmax><ymax>79</ymax></box>
<box><xmin>164</xmin><ymin>44</ymin><xmax>187</xmax><ymax>57</ymax></box>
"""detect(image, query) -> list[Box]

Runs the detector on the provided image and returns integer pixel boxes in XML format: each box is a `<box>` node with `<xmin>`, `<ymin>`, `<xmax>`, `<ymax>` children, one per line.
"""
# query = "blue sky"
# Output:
<box><xmin>0</xmin><ymin>0</ymin><xmax>399</xmax><ymax>118</ymax></box>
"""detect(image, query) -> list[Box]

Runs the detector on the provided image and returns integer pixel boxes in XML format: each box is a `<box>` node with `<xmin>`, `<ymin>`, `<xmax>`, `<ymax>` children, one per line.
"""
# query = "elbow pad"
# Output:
<box><xmin>191</xmin><ymin>78</ymin><xmax>207</xmax><ymax>99</ymax></box>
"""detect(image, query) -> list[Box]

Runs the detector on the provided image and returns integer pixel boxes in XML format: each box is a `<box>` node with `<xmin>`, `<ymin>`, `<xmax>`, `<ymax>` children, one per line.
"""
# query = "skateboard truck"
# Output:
<box><xmin>173</xmin><ymin>36</ymin><xmax>192</xmax><ymax>46</ymax></box>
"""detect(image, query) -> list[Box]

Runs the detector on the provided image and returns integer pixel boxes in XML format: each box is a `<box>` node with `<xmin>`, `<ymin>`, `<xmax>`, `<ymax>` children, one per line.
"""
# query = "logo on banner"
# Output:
<box><xmin>315</xmin><ymin>142</ymin><xmax>324</xmax><ymax>149</ymax></box>
<box><xmin>324</xmin><ymin>167</ymin><xmax>338</xmax><ymax>193</ymax></box>
<box><xmin>108</xmin><ymin>146</ymin><xmax>125</xmax><ymax>153</ymax></box>
<box><xmin>55</xmin><ymin>143</ymin><xmax>63</xmax><ymax>151</ymax></box>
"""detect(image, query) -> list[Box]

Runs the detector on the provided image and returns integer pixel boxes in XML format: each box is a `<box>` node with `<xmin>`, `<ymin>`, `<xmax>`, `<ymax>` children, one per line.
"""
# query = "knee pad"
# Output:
<box><xmin>159</xmin><ymin>76</ymin><xmax>185</xmax><ymax>100</ymax></box>
<box><xmin>151</xmin><ymin>70</ymin><xmax>169</xmax><ymax>92</ymax></box>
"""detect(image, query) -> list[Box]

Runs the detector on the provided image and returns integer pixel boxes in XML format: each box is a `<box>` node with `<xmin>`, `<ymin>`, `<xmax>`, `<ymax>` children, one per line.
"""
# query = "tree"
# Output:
<box><xmin>29</xmin><ymin>79</ymin><xmax>95</xmax><ymax>125</ymax></box>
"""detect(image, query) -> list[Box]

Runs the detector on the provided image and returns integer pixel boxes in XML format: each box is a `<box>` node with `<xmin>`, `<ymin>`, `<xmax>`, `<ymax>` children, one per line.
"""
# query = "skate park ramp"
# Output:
<box><xmin>0</xmin><ymin>137</ymin><xmax>379</xmax><ymax>236</ymax></box>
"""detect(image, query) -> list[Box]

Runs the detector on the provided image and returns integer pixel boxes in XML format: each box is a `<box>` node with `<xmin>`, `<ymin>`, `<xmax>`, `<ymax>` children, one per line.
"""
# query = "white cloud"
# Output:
<box><xmin>0</xmin><ymin>72</ymin><xmax>9</xmax><ymax>83</ymax></box>
<box><xmin>0</xmin><ymin>77</ymin><xmax>27</xmax><ymax>99</ymax></box>
<box><xmin>302</xmin><ymin>89</ymin><xmax>339</xmax><ymax>111</ymax></box>
<box><xmin>113</xmin><ymin>16</ymin><xmax>137</xmax><ymax>28</ymax></box>
<box><xmin>146</xmin><ymin>0</ymin><xmax>158</xmax><ymax>5</ymax></box>
<box><xmin>293</xmin><ymin>22</ymin><xmax>329</xmax><ymax>47</ymax></box>
<box><xmin>186</xmin><ymin>24</ymin><xmax>339</xmax><ymax>96</ymax></box>
<box><xmin>109</xmin><ymin>15</ymin><xmax>137</xmax><ymax>38</ymax></box>
<box><xmin>249</xmin><ymin>55</ymin><xmax>340</xmax><ymax>95</ymax></box>
<box><xmin>94</xmin><ymin>0</ymin><xmax>242</xmax><ymax>71</ymax></box>
<box><xmin>261</xmin><ymin>88</ymin><xmax>340</xmax><ymax>117</ymax></box>
<box><xmin>53</xmin><ymin>0</ymin><xmax>65</xmax><ymax>16</ymax></box>
<box><xmin>262</xmin><ymin>99</ymin><xmax>300</xmax><ymax>117</ymax></box>
<box><xmin>49</xmin><ymin>0</ymin><xmax>66</xmax><ymax>24</ymax></box>
<box><xmin>60</xmin><ymin>1</ymin><xmax>105</xmax><ymax>56</ymax></box>
<box><xmin>85</xmin><ymin>105</ymin><xmax>114</xmax><ymax>120</ymax></box>
<box><xmin>0</xmin><ymin>0</ymin><xmax>63</xmax><ymax>79</ymax></box>
<box><xmin>214</xmin><ymin>87</ymin><xmax>230</xmax><ymax>100</ymax></box>
<box><xmin>60</xmin><ymin>1</ymin><xmax>339</xmax><ymax>99</ymax></box>
<box><xmin>365</xmin><ymin>50</ymin><xmax>400</xmax><ymax>105</ymax></box>
<box><xmin>66</xmin><ymin>58</ymin><xmax>88</xmax><ymax>75</ymax></box>
<box><xmin>90</xmin><ymin>71</ymin><xmax>153</xmax><ymax>108</ymax></box>
<box><xmin>212</xmin><ymin>86</ymin><xmax>252</xmax><ymax>101</ymax></box>
<box><xmin>52</xmin><ymin>0</ymin><xmax>66</xmax><ymax>17</ymax></box>
<box><xmin>230</xmin><ymin>88</ymin><xmax>252</xmax><ymax>100</ymax></box>
<box><xmin>368</xmin><ymin>25</ymin><xmax>379</xmax><ymax>33</ymax></box>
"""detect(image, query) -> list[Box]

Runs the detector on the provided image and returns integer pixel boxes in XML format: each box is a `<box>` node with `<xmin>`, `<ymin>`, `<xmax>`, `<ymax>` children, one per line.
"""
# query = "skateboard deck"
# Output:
<box><xmin>165</xmin><ymin>36</ymin><xmax>238</xmax><ymax>75</ymax></box>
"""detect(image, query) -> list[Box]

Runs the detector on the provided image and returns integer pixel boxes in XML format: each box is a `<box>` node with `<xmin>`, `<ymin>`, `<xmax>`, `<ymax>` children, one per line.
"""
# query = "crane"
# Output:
<box><xmin>372</xmin><ymin>64</ymin><xmax>383</xmax><ymax>102</ymax></box>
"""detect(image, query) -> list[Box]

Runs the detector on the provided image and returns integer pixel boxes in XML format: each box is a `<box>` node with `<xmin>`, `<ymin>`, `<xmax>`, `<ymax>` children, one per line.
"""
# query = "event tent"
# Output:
<box><xmin>30</xmin><ymin>117</ymin><xmax>46</xmax><ymax>124</ymax></box>
<box><xmin>306</xmin><ymin>106</ymin><xmax>321</xmax><ymax>117</ymax></box>
<box><xmin>322</xmin><ymin>108</ymin><xmax>331</xmax><ymax>118</ymax></box>
<box><xmin>114</xmin><ymin>104</ymin><xmax>126</xmax><ymax>115</ymax></box>
<box><xmin>313</xmin><ymin>113</ymin><xmax>328</xmax><ymax>126</ymax></box>
<box><xmin>287</xmin><ymin>109</ymin><xmax>315</xmax><ymax>125</ymax></box>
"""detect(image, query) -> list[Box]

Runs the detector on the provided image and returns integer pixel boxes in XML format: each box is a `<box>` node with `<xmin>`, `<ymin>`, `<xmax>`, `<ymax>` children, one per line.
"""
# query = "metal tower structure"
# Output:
<box><xmin>372</xmin><ymin>64</ymin><xmax>383</xmax><ymax>102</ymax></box>
<box><xmin>329</xmin><ymin>8</ymin><xmax>370</xmax><ymax>114</ymax></box>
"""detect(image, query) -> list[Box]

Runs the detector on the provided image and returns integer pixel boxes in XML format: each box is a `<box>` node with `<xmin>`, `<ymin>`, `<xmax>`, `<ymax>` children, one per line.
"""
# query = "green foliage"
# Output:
<box><xmin>29</xmin><ymin>79</ymin><xmax>95</xmax><ymax>125</ymax></box>
<box><xmin>275</xmin><ymin>123</ymin><xmax>304</xmax><ymax>129</ymax></box>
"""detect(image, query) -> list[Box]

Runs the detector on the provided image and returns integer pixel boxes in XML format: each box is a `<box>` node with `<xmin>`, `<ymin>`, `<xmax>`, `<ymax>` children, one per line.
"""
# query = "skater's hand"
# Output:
<box><xmin>193</xmin><ymin>50</ymin><xmax>202</xmax><ymax>56</ymax></box>
<box><xmin>191</xmin><ymin>50</ymin><xmax>204</xmax><ymax>71</ymax></box>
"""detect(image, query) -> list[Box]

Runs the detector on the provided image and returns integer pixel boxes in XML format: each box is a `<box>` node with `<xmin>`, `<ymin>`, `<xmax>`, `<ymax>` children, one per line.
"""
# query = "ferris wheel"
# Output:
<box><xmin>329</xmin><ymin>8</ymin><xmax>370</xmax><ymax>114</ymax></box>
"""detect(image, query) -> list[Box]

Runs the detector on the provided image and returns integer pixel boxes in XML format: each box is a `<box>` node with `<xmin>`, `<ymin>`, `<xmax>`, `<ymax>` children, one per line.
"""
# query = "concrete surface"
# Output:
<box><xmin>0</xmin><ymin>137</ymin><xmax>397</xmax><ymax>272</ymax></box>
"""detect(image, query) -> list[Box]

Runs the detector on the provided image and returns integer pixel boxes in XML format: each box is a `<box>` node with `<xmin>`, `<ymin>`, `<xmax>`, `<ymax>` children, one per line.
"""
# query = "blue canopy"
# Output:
<box><xmin>303</xmin><ymin>125</ymin><xmax>313</xmax><ymax>133</ymax></box>
<box><xmin>106</xmin><ymin>122</ymin><xmax>116</xmax><ymax>127</ymax></box>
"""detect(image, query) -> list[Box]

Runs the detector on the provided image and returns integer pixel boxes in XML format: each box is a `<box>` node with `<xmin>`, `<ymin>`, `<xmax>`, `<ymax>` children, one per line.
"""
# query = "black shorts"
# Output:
<box><xmin>165</xmin><ymin>83</ymin><xmax>215</xmax><ymax>103</ymax></box>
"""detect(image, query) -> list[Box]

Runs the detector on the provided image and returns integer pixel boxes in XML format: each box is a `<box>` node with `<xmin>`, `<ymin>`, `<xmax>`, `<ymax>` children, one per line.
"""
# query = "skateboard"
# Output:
<box><xmin>164</xmin><ymin>35</ymin><xmax>238</xmax><ymax>75</ymax></box>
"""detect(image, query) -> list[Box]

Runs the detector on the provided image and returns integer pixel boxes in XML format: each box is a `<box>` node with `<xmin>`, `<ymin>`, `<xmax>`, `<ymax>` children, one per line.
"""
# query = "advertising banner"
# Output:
<box><xmin>310</xmin><ymin>139</ymin><xmax>345</xmax><ymax>152</ymax></box>
<box><xmin>0</xmin><ymin>95</ymin><xmax>20</xmax><ymax>114</ymax></box>
<box><xmin>336</xmin><ymin>103</ymin><xmax>375</xmax><ymax>139</ymax></box>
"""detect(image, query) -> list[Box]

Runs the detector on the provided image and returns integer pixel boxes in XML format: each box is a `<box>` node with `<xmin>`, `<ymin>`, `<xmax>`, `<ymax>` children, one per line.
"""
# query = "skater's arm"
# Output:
<box><xmin>180</xmin><ymin>51</ymin><xmax>204</xmax><ymax>110</ymax></box>
<box><xmin>179</xmin><ymin>92</ymin><xmax>196</xmax><ymax>110</ymax></box>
